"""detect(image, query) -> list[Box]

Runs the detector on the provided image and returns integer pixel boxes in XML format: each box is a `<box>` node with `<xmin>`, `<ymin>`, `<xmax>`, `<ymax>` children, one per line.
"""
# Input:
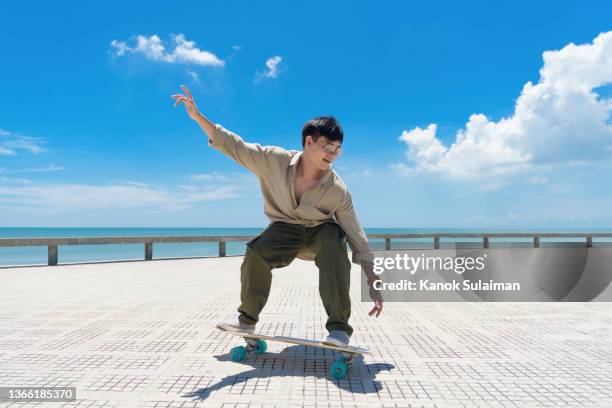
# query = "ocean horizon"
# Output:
<box><xmin>2</xmin><ymin>227</ymin><xmax>612</xmax><ymax>267</ymax></box>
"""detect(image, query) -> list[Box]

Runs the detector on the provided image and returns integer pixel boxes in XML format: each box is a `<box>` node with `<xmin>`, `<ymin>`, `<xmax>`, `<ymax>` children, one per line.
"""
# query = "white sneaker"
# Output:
<box><xmin>217</xmin><ymin>317</ymin><xmax>256</xmax><ymax>334</ymax></box>
<box><xmin>322</xmin><ymin>330</ymin><xmax>350</xmax><ymax>347</ymax></box>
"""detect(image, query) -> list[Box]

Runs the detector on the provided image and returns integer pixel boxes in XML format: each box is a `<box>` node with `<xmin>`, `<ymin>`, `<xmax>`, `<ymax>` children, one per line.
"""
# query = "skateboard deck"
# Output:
<box><xmin>216</xmin><ymin>323</ymin><xmax>369</xmax><ymax>355</ymax></box>
<box><xmin>216</xmin><ymin>323</ymin><xmax>369</xmax><ymax>379</ymax></box>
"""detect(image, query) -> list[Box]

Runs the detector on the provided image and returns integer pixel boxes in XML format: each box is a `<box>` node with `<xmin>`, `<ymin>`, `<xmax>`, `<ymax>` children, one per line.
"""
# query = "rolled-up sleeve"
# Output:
<box><xmin>209</xmin><ymin>124</ymin><xmax>271</xmax><ymax>176</ymax></box>
<box><xmin>334</xmin><ymin>190</ymin><xmax>374</xmax><ymax>264</ymax></box>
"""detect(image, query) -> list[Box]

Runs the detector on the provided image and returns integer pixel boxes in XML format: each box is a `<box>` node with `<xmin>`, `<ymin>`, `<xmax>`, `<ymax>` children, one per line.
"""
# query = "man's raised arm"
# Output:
<box><xmin>172</xmin><ymin>85</ymin><xmax>271</xmax><ymax>176</ymax></box>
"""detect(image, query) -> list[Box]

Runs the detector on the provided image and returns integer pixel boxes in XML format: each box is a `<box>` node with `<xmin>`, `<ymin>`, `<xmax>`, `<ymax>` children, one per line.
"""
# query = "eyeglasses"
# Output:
<box><xmin>319</xmin><ymin>140</ymin><xmax>342</xmax><ymax>155</ymax></box>
<box><xmin>306</xmin><ymin>135</ymin><xmax>342</xmax><ymax>155</ymax></box>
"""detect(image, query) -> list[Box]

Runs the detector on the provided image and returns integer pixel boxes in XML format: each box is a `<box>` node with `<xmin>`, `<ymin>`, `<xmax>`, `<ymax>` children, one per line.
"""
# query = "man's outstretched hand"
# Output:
<box><xmin>368</xmin><ymin>281</ymin><xmax>384</xmax><ymax>317</ymax></box>
<box><xmin>172</xmin><ymin>85</ymin><xmax>200</xmax><ymax>120</ymax></box>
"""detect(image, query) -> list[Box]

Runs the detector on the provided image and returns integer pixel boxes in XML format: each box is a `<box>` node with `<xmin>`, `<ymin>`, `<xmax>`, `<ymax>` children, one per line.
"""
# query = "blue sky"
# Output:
<box><xmin>1</xmin><ymin>0</ymin><xmax>611</xmax><ymax>228</ymax></box>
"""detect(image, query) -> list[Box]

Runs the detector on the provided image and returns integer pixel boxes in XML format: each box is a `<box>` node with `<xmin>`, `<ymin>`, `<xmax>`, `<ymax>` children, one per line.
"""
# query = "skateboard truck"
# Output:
<box><xmin>230</xmin><ymin>337</ymin><xmax>267</xmax><ymax>361</ymax></box>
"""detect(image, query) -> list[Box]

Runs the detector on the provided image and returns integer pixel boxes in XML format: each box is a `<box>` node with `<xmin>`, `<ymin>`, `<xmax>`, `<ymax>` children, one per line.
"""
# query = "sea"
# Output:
<box><xmin>1</xmin><ymin>227</ymin><xmax>611</xmax><ymax>267</ymax></box>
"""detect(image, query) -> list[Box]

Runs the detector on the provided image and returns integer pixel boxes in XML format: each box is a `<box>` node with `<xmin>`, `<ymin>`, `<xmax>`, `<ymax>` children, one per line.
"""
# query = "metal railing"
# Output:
<box><xmin>367</xmin><ymin>232</ymin><xmax>611</xmax><ymax>250</ymax></box>
<box><xmin>1</xmin><ymin>232</ymin><xmax>611</xmax><ymax>266</ymax></box>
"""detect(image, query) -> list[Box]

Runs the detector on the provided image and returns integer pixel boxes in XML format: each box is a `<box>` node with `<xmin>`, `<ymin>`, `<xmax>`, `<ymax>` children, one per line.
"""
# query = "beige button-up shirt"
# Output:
<box><xmin>209</xmin><ymin>124</ymin><xmax>373</xmax><ymax>264</ymax></box>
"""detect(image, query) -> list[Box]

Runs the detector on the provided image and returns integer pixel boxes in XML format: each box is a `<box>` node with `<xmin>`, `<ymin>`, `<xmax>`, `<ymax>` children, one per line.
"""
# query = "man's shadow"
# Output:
<box><xmin>181</xmin><ymin>344</ymin><xmax>394</xmax><ymax>401</ymax></box>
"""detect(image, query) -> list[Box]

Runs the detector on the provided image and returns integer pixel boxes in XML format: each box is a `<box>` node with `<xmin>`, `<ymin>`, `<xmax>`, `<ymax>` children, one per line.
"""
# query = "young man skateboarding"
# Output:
<box><xmin>173</xmin><ymin>85</ymin><xmax>383</xmax><ymax>347</ymax></box>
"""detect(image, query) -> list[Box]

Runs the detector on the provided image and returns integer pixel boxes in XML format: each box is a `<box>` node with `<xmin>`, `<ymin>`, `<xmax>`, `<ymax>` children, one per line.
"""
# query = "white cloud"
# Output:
<box><xmin>398</xmin><ymin>124</ymin><xmax>448</xmax><ymax>170</ymax></box>
<box><xmin>0</xmin><ymin>129</ymin><xmax>47</xmax><ymax>156</ymax></box>
<box><xmin>528</xmin><ymin>175</ymin><xmax>548</xmax><ymax>185</ymax></box>
<box><xmin>255</xmin><ymin>56</ymin><xmax>283</xmax><ymax>81</ymax></box>
<box><xmin>7</xmin><ymin>164</ymin><xmax>64</xmax><ymax>173</ymax></box>
<box><xmin>465</xmin><ymin>213</ymin><xmax>525</xmax><ymax>225</ymax></box>
<box><xmin>109</xmin><ymin>40</ymin><xmax>131</xmax><ymax>57</ymax></box>
<box><xmin>0</xmin><ymin>176</ymin><xmax>31</xmax><ymax>184</ymax></box>
<box><xmin>191</xmin><ymin>171</ymin><xmax>231</xmax><ymax>181</ymax></box>
<box><xmin>544</xmin><ymin>211</ymin><xmax>577</xmax><ymax>221</ymax></box>
<box><xmin>3</xmin><ymin>137</ymin><xmax>46</xmax><ymax>154</ymax></box>
<box><xmin>0</xmin><ymin>181</ymin><xmax>241</xmax><ymax>213</ymax></box>
<box><xmin>110</xmin><ymin>34</ymin><xmax>224</xmax><ymax>67</ymax></box>
<box><xmin>396</xmin><ymin>31</ymin><xmax>612</xmax><ymax>186</ymax></box>
<box><xmin>0</xmin><ymin>146</ymin><xmax>16</xmax><ymax>156</ymax></box>
<box><xmin>340</xmin><ymin>164</ymin><xmax>373</xmax><ymax>179</ymax></box>
<box><xmin>187</xmin><ymin>70</ymin><xmax>200</xmax><ymax>82</ymax></box>
<box><xmin>264</xmin><ymin>56</ymin><xmax>282</xmax><ymax>78</ymax></box>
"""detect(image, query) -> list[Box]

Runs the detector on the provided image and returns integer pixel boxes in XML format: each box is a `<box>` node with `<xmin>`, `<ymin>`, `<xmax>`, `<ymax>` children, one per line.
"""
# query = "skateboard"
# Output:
<box><xmin>216</xmin><ymin>323</ymin><xmax>369</xmax><ymax>380</ymax></box>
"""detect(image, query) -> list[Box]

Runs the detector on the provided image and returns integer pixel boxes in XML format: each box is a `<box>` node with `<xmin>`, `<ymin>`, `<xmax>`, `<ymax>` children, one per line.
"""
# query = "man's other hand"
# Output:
<box><xmin>368</xmin><ymin>280</ymin><xmax>384</xmax><ymax>317</ymax></box>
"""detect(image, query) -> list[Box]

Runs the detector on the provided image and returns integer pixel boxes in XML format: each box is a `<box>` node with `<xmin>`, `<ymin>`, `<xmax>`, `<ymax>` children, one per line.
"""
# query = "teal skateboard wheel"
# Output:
<box><xmin>230</xmin><ymin>345</ymin><xmax>247</xmax><ymax>361</ymax></box>
<box><xmin>254</xmin><ymin>339</ymin><xmax>267</xmax><ymax>354</ymax></box>
<box><xmin>330</xmin><ymin>356</ymin><xmax>348</xmax><ymax>380</ymax></box>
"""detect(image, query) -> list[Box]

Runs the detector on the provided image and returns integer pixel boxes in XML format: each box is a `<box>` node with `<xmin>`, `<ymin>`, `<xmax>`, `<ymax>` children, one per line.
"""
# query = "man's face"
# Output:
<box><xmin>304</xmin><ymin>135</ymin><xmax>342</xmax><ymax>171</ymax></box>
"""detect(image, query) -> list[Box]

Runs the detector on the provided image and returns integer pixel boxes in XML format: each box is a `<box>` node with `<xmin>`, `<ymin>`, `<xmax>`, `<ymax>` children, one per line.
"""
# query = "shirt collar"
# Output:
<box><xmin>290</xmin><ymin>151</ymin><xmax>334</xmax><ymax>186</ymax></box>
<box><xmin>289</xmin><ymin>151</ymin><xmax>301</xmax><ymax>167</ymax></box>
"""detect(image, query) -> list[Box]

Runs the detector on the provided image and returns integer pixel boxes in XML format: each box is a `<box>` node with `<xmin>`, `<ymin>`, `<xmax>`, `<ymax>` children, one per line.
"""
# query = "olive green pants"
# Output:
<box><xmin>238</xmin><ymin>221</ymin><xmax>353</xmax><ymax>336</ymax></box>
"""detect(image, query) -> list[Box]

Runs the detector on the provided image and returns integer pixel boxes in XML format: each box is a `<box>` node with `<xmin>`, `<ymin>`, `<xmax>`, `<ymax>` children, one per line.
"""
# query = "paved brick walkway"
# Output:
<box><xmin>0</xmin><ymin>257</ymin><xmax>611</xmax><ymax>407</ymax></box>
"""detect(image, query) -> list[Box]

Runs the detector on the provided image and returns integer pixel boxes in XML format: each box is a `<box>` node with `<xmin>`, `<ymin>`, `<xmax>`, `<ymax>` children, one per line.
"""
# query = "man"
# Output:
<box><xmin>173</xmin><ymin>85</ymin><xmax>383</xmax><ymax>347</ymax></box>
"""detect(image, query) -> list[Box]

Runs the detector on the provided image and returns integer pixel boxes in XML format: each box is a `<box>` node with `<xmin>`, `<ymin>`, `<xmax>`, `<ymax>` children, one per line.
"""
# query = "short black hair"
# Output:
<box><xmin>301</xmin><ymin>116</ymin><xmax>344</xmax><ymax>147</ymax></box>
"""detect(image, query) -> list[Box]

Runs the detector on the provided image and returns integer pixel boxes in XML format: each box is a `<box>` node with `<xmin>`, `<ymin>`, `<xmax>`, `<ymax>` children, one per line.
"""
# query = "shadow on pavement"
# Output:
<box><xmin>181</xmin><ymin>344</ymin><xmax>394</xmax><ymax>401</ymax></box>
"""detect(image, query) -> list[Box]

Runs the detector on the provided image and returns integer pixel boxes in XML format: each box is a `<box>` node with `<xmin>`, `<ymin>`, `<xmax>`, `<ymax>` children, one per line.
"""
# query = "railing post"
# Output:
<box><xmin>145</xmin><ymin>242</ymin><xmax>153</xmax><ymax>260</ymax></box>
<box><xmin>385</xmin><ymin>238</ymin><xmax>391</xmax><ymax>250</ymax></box>
<box><xmin>433</xmin><ymin>236</ymin><xmax>440</xmax><ymax>250</ymax></box>
<box><xmin>48</xmin><ymin>245</ymin><xmax>58</xmax><ymax>266</ymax></box>
<box><xmin>483</xmin><ymin>237</ymin><xmax>489</xmax><ymax>249</ymax></box>
<box><xmin>586</xmin><ymin>236</ymin><xmax>593</xmax><ymax>248</ymax></box>
<box><xmin>533</xmin><ymin>237</ymin><xmax>540</xmax><ymax>248</ymax></box>
<box><xmin>219</xmin><ymin>241</ymin><xmax>226</xmax><ymax>257</ymax></box>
